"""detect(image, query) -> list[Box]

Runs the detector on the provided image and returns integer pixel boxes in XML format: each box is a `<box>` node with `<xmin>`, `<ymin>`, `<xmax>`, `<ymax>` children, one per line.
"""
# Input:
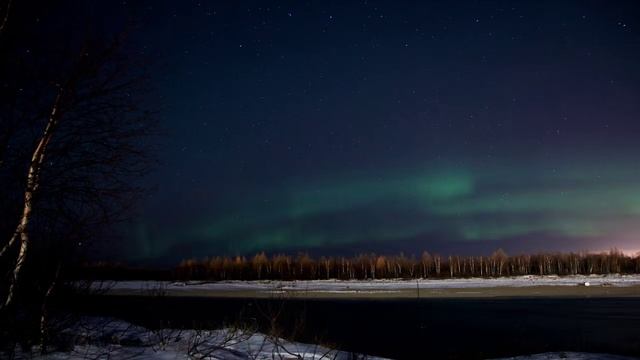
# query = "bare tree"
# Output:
<box><xmin>253</xmin><ymin>252</ymin><xmax>268</xmax><ymax>280</ymax></box>
<box><xmin>0</xmin><ymin>36</ymin><xmax>156</xmax><ymax>309</ymax></box>
<box><xmin>168</xmin><ymin>250</ymin><xmax>640</xmax><ymax>281</ymax></box>
<box><xmin>420</xmin><ymin>251</ymin><xmax>432</xmax><ymax>278</ymax></box>
<box><xmin>0</xmin><ymin>0</ymin><xmax>12</xmax><ymax>36</ymax></box>
<box><xmin>1</xmin><ymin>66</ymin><xmax>80</xmax><ymax>306</ymax></box>
<box><xmin>491</xmin><ymin>249</ymin><xmax>508</xmax><ymax>277</ymax></box>
<box><xmin>434</xmin><ymin>255</ymin><xmax>441</xmax><ymax>277</ymax></box>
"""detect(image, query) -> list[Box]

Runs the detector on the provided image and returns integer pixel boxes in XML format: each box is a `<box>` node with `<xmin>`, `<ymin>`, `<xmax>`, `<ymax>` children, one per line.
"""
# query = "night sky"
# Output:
<box><xmin>112</xmin><ymin>1</ymin><xmax>640</xmax><ymax>262</ymax></box>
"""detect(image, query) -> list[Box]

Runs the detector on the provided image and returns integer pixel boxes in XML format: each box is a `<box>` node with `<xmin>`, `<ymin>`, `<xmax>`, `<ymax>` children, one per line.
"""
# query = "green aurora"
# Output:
<box><xmin>133</xmin><ymin>156</ymin><xmax>640</xmax><ymax>260</ymax></box>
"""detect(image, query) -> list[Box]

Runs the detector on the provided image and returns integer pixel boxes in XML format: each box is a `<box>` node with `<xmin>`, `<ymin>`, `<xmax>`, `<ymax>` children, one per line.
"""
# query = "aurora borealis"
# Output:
<box><xmin>134</xmin><ymin>154</ymin><xmax>640</xmax><ymax>261</ymax></box>
<box><xmin>120</xmin><ymin>1</ymin><xmax>640</xmax><ymax>262</ymax></box>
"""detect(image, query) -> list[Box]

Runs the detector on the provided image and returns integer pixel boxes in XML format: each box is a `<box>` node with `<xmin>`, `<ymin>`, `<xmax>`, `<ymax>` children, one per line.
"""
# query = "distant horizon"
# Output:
<box><xmin>103</xmin><ymin>242</ymin><xmax>640</xmax><ymax>267</ymax></box>
<box><xmin>80</xmin><ymin>248</ymin><xmax>640</xmax><ymax>282</ymax></box>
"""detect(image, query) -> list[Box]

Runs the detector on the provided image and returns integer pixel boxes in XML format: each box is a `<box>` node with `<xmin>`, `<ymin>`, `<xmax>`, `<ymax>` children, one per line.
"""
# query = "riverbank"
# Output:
<box><xmin>96</xmin><ymin>274</ymin><xmax>640</xmax><ymax>299</ymax></box>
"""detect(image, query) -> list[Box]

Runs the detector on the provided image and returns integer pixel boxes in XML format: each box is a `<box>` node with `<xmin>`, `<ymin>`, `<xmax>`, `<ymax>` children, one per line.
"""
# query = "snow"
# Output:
<box><xmin>100</xmin><ymin>274</ymin><xmax>640</xmax><ymax>295</ymax></box>
<box><xmin>14</xmin><ymin>318</ymin><xmax>637</xmax><ymax>360</ymax></box>
<box><xmin>492</xmin><ymin>352</ymin><xmax>637</xmax><ymax>360</ymax></box>
<box><xmin>17</xmin><ymin>317</ymin><xmax>389</xmax><ymax>360</ymax></box>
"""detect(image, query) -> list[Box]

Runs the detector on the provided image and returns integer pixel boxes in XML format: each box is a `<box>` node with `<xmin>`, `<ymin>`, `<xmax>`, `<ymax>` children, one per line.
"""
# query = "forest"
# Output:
<box><xmin>80</xmin><ymin>249</ymin><xmax>640</xmax><ymax>281</ymax></box>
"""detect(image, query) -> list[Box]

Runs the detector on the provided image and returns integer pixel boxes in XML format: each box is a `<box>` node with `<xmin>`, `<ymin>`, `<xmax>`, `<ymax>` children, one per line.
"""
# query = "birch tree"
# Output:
<box><xmin>0</xmin><ymin>0</ymin><xmax>11</xmax><ymax>36</ymax></box>
<box><xmin>2</xmin><ymin>84</ymin><xmax>67</xmax><ymax>307</ymax></box>
<box><xmin>0</xmin><ymin>37</ymin><xmax>156</xmax><ymax>308</ymax></box>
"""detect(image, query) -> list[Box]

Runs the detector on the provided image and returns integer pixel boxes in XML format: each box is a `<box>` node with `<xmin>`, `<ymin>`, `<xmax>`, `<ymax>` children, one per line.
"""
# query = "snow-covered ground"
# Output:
<box><xmin>15</xmin><ymin>317</ymin><xmax>388</xmax><ymax>360</ymax></box>
<box><xmin>100</xmin><ymin>274</ymin><xmax>640</xmax><ymax>295</ymax></box>
<box><xmin>492</xmin><ymin>353</ymin><xmax>637</xmax><ymax>360</ymax></box>
<box><xmin>13</xmin><ymin>317</ymin><xmax>637</xmax><ymax>360</ymax></box>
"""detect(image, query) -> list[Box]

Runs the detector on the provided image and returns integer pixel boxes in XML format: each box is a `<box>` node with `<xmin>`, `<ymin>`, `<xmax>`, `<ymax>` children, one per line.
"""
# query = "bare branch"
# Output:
<box><xmin>0</xmin><ymin>0</ymin><xmax>12</xmax><ymax>36</ymax></box>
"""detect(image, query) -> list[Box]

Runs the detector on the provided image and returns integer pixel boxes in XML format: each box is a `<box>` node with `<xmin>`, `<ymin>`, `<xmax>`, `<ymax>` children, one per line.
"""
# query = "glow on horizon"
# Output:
<box><xmin>131</xmin><ymin>158</ymin><xmax>640</xmax><ymax>259</ymax></box>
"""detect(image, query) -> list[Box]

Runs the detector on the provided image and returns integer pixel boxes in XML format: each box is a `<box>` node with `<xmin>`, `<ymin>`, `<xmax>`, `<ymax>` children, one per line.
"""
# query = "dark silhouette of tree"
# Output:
<box><xmin>0</xmin><ymin>2</ymin><xmax>156</xmax><ymax>310</ymax></box>
<box><xmin>0</xmin><ymin>0</ymin><xmax>11</xmax><ymax>36</ymax></box>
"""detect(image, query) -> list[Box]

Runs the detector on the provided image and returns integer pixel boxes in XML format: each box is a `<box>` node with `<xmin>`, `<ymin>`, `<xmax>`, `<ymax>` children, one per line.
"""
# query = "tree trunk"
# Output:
<box><xmin>2</xmin><ymin>89</ymin><xmax>64</xmax><ymax>308</ymax></box>
<box><xmin>0</xmin><ymin>0</ymin><xmax>12</xmax><ymax>36</ymax></box>
<box><xmin>40</xmin><ymin>265</ymin><xmax>61</xmax><ymax>354</ymax></box>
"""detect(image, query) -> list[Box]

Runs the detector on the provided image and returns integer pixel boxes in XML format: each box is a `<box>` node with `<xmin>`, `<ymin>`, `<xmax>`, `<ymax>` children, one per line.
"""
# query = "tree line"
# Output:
<box><xmin>163</xmin><ymin>249</ymin><xmax>640</xmax><ymax>281</ymax></box>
